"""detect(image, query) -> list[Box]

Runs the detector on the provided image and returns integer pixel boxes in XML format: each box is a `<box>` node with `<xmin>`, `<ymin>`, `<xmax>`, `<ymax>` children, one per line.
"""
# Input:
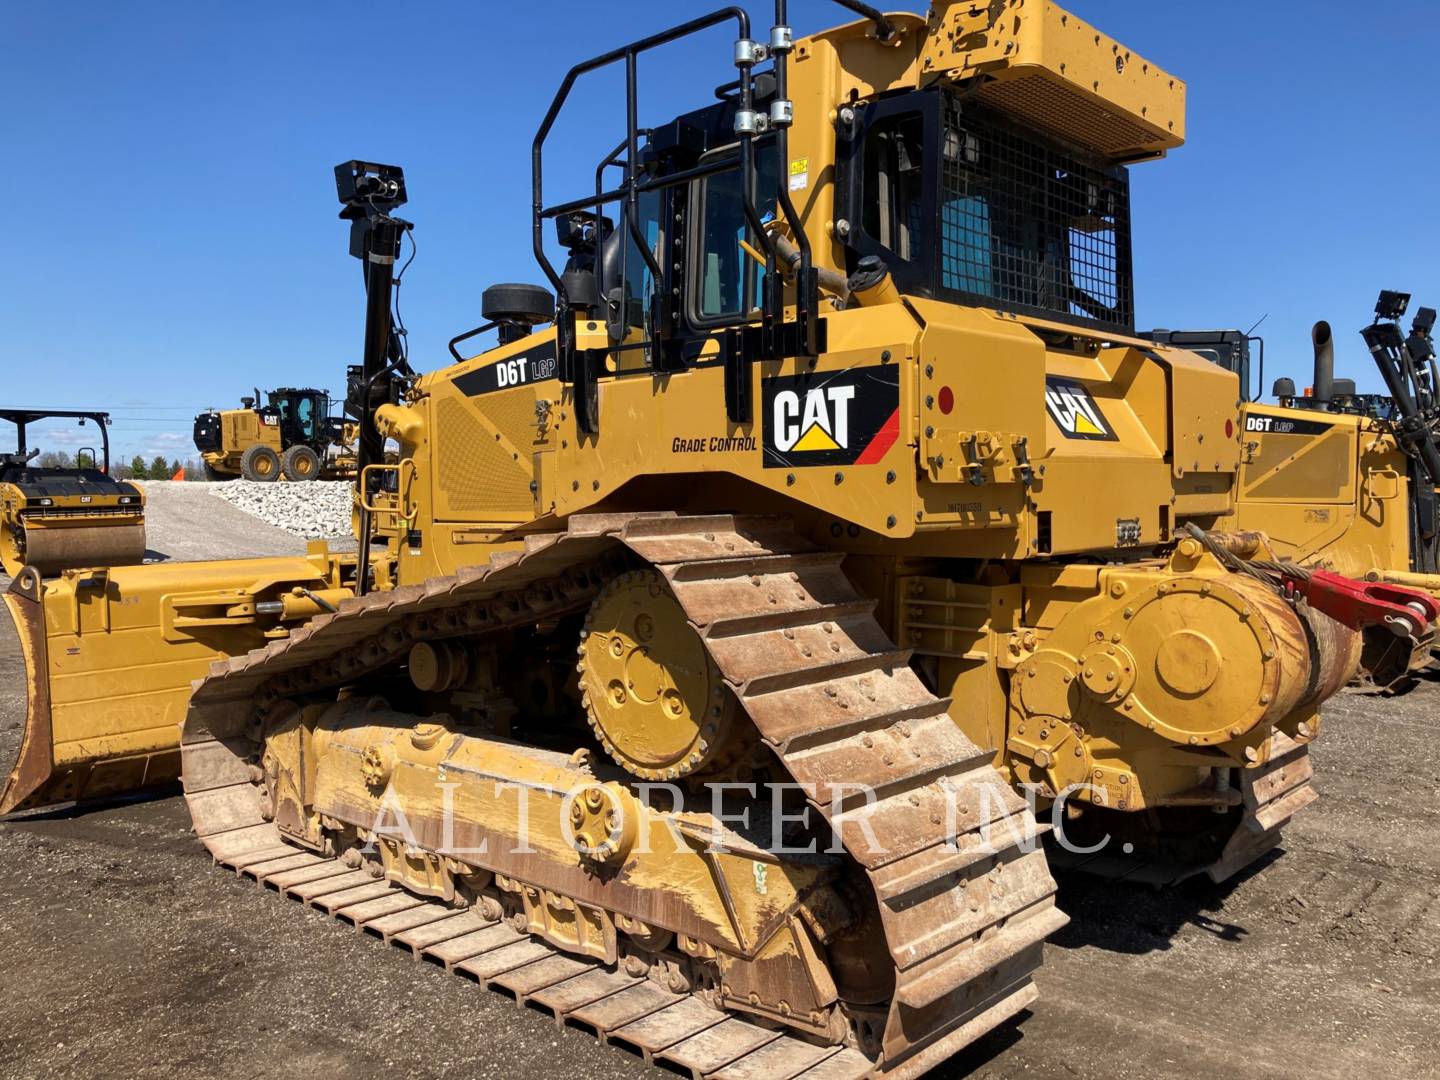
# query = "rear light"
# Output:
<box><xmin>118</xmin><ymin>496</ymin><xmax>136</xmax><ymax>506</ymax></box>
<box><xmin>36</xmin><ymin>498</ymin><xmax>53</xmax><ymax>506</ymax></box>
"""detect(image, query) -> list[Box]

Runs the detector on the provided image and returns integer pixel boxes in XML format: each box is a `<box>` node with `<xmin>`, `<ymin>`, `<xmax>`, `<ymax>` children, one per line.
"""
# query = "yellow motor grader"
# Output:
<box><xmin>4</xmin><ymin>3</ymin><xmax>1434</xmax><ymax>1077</ymax></box>
<box><xmin>193</xmin><ymin>386</ymin><xmax>358</xmax><ymax>482</ymax></box>
<box><xmin>0</xmin><ymin>409</ymin><xmax>145</xmax><ymax>577</ymax></box>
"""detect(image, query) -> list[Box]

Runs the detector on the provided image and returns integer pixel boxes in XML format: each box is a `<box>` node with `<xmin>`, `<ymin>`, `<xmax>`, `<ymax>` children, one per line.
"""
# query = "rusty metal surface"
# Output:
<box><xmin>1295</xmin><ymin>601</ymin><xmax>1364</xmax><ymax>706</ymax></box>
<box><xmin>608</xmin><ymin>996</ymin><xmax>726</xmax><ymax>1059</ymax></box>
<box><xmin>710</xmin><ymin>1037</ymin><xmax>841</xmax><ymax>1079</ymax></box>
<box><xmin>1208</xmin><ymin>731</ymin><xmax>1319</xmax><ymax>884</ymax></box>
<box><xmin>178</xmin><ymin>513</ymin><xmax>1067</xmax><ymax>1076</ymax></box>
<box><xmin>20</xmin><ymin>522</ymin><xmax>146</xmax><ymax>576</ymax></box>
<box><xmin>527</xmin><ymin>966</ymin><xmax>642</xmax><ymax>1015</ymax></box>
<box><xmin>362</xmin><ymin>902</ymin><xmax>458</xmax><ymax>942</ymax></box>
<box><xmin>663</xmin><ymin>1017</ymin><xmax>783</xmax><ymax>1076</ymax></box>
<box><xmin>571</xmin><ymin>981</ymin><xmax>684</xmax><ymax>1034</ymax></box>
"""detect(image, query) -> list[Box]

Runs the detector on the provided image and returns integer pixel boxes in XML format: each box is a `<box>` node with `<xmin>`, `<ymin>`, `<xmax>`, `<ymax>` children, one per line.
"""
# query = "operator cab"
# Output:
<box><xmin>266</xmin><ymin>388</ymin><xmax>330</xmax><ymax>448</ymax></box>
<box><xmin>0</xmin><ymin>409</ymin><xmax>137</xmax><ymax>496</ymax></box>
<box><xmin>1</xmin><ymin>410</ymin><xmax>112</xmax><ymax>480</ymax></box>
<box><xmin>1145</xmin><ymin>329</ymin><xmax>1264</xmax><ymax>402</ymax></box>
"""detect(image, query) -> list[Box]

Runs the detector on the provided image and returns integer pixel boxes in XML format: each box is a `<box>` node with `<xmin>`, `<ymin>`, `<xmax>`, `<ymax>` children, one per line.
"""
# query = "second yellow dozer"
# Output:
<box><xmin>1179</xmin><ymin>291</ymin><xmax>1440</xmax><ymax>683</ymax></box>
<box><xmin>5</xmin><ymin>4</ymin><xmax>1435</xmax><ymax>1076</ymax></box>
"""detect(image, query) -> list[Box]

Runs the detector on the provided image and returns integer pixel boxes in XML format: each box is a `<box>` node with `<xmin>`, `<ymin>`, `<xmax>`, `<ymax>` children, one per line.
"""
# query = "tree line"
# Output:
<box><xmin>33</xmin><ymin>450</ymin><xmax>206</xmax><ymax>480</ymax></box>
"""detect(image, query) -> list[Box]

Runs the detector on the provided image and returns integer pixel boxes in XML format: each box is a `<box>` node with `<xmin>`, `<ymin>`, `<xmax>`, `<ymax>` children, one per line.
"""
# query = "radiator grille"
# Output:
<box><xmin>435</xmin><ymin>396</ymin><xmax>534</xmax><ymax>516</ymax></box>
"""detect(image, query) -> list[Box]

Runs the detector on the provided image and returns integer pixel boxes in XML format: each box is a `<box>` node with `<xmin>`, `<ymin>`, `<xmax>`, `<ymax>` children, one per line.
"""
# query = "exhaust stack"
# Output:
<box><xmin>1312</xmin><ymin>320</ymin><xmax>1335</xmax><ymax>406</ymax></box>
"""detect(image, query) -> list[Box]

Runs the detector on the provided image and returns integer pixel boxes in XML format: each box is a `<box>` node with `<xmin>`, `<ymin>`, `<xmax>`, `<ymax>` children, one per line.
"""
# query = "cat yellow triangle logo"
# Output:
<box><xmin>1044</xmin><ymin>376</ymin><xmax>1117</xmax><ymax>441</ymax></box>
<box><xmin>792</xmin><ymin>423</ymin><xmax>841</xmax><ymax>452</ymax></box>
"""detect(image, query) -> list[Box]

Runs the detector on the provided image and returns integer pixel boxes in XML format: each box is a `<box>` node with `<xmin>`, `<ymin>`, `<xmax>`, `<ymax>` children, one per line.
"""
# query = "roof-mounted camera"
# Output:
<box><xmin>1375</xmin><ymin>289</ymin><xmax>1411</xmax><ymax>322</ymax></box>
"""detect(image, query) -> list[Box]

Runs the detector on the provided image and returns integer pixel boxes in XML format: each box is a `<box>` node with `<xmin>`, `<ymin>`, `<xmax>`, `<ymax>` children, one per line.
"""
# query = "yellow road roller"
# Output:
<box><xmin>0</xmin><ymin>408</ymin><xmax>145</xmax><ymax>577</ymax></box>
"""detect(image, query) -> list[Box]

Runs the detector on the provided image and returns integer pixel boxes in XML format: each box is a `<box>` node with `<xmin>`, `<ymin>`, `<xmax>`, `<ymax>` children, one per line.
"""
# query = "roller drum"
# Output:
<box><xmin>21</xmin><ymin>523</ymin><xmax>146</xmax><ymax>575</ymax></box>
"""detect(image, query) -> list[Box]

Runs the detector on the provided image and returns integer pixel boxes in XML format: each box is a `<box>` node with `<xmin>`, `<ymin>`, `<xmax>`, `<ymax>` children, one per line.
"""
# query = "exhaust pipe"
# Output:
<box><xmin>1312</xmin><ymin>320</ymin><xmax>1335</xmax><ymax>405</ymax></box>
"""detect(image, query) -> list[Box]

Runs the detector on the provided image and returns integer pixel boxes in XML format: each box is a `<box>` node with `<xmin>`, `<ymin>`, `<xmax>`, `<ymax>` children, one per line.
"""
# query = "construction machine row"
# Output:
<box><xmin>4</xmin><ymin>2</ymin><xmax>1436</xmax><ymax>1077</ymax></box>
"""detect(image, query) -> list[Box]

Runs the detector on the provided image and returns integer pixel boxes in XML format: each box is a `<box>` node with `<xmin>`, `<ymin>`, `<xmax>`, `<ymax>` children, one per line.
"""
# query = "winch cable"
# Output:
<box><xmin>1183</xmin><ymin>522</ymin><xmax>1311</xmax><ymax>593</ymax></box>
<box><xmin>1184</xmin><ymin>524</ymin><xmax>1438</xmax><ymax>651</ymax></box>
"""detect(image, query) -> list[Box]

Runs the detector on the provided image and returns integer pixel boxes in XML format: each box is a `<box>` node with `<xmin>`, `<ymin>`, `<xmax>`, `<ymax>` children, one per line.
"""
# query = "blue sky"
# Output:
<box><xmin>4</xmin><ymin>1</ymin><xmax>1437</xmax><ymax>461</ymax></box>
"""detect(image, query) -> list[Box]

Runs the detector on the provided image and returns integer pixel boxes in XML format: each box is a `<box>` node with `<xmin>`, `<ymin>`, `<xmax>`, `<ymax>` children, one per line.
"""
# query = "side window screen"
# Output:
<box><xmin>863</xmin><ymin>112</ymin><xmax>926</xmax><ymax>263</ymax></box>
<box><xmin>938</xmin><ymin>96</ymin><xmax>1133</xmax><ymax>329</ymax></box>
<box><xmin>695</xmin><ymin>147</ymin><xmax>780</xmax><ymax>320</ymax></box>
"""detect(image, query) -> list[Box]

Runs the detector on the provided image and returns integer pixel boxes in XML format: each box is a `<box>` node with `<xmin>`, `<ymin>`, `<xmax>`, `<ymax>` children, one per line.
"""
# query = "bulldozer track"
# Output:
<box><xmin>1212</xmin><ymin>730</ymin><xmax>1319</xmax><ymax>881</ymax></box>
<box><xmin>1048</xmin><ymin>731</ymin><xmax>1318</xmax><ymax>886</ymax></box>
<box><xmin>179</xmin><ymin>512</ymin><xmax>1066</xmax><ymax>1077</ymax></box>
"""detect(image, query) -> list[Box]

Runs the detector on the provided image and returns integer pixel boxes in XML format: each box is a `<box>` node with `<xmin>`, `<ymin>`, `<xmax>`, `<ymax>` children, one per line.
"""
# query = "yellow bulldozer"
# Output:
<box><xmin>1154</xmin><ymin>291</ymin><xmax>1440</xmax><ymax>684</ymax></box>
<box><xmin>1232</xmin><ymin>293</ymin><xmax>1440</xmax><ymax>585</ymax></box>
<box><xmin>4</xmin><ymin>3</ymin><xmax>1435</xmax><ymax>1077</ymax></box>
<box><xmin>0</xmin><ymin>408</ymin><xmax>145</xmax><ymax>577</ymax></box>
<box><xmin>193</xmin><ymin>386</ymin><xmax>357</xmax><ymax>481</ymax></box>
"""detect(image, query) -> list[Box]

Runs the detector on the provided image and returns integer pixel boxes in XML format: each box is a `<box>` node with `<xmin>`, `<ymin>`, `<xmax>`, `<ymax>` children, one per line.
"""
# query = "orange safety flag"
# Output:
<box><xmin>172</xmin><ymin>466</ymin><xmax>186</xmax><ymax>481</ymax></box>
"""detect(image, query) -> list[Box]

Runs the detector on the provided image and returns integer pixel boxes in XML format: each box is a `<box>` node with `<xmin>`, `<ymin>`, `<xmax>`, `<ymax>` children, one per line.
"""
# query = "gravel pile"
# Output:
<box><xmin>206</xmin><ymin>480</ymin><xmax>354</xmax><ymax>539</ymax></box>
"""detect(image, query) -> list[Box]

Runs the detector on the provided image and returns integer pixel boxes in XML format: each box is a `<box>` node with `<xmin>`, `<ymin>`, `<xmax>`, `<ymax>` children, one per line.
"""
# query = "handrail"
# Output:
<box><xmin>527</xmin><ymin>1</ymin><xmax>881</xmax><ymax>423</ymax></box>
<box><xmin>531</xmin><ymin>7</ymin><xmax>756</xmax><ymax>306</ymax></box>
<box><xmin>830</xmin><ymin>0</ymin><xmax>896</xmax><ymax>40</ymax></box>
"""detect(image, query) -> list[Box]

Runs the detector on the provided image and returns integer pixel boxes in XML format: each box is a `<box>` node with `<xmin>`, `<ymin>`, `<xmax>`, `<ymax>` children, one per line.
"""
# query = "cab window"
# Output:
<box><xmin>692</xmin><ymin>145</ymin><xmax>780</xmax><ymax>322</ymax></box>
<box><xmin>619</xmin><ymin>190</ymin><xmax>662</xmax><ymax>335</ymax></box>
<box><xmin>296</xmin><ymin>396</ymin><xmax>316</xmax><ymax>439</ymax></box>
<box><xmin>863</xmin><ymin>110</ymin><xmax>926</xmax><ymax>264</ymax></box>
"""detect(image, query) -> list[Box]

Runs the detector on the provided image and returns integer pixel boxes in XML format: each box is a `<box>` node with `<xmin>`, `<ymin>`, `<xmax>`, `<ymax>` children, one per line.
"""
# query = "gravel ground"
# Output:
<box><xmin>204</xmin><ymin>480</ymin><xmax>354</xmax><ymax>540</ymax></box>
<box><xmin>1</xmin><ymin>504</ymin><xmax>1437</xmax><ymax>1079</ymax></box>
<box><xmin>135</xmin><ymin>481</ymin><xmax>354</xmax><ymax>561</ymax></box>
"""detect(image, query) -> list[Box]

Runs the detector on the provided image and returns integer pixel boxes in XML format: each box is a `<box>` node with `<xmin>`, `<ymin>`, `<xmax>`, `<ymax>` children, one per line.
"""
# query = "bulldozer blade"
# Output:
<box><xmin>1</xmin><ymin>555</ymin><xmax>336</xmax><ymax>816</ymax></box>
<box><xmin>21</xmin><ymin>522</ymin><xmax>147</xmax><ymax>577</ymax></box>
<box><xmin>2</xmin><ymin>569</ymin><xmax>63</xmax><ymax>814</ymax></box>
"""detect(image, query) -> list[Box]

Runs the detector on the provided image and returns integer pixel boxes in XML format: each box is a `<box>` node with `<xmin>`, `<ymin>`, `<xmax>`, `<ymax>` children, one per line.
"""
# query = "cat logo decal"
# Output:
<box><xmin>1045</xmin><ymin>377</ymin><xmax>1117</xmax><ymax>441</ymax></box>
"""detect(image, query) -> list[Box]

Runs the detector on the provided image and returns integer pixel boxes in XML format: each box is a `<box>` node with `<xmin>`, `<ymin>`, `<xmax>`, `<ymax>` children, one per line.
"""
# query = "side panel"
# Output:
<box><xmin>406</xmin><ymin>308</ymin><xmax>1245</xmax><ymax>565</ymax></box>
<box><xmin>1232</xmin><ymin>404</ymin><xmax>1410</xmax><ymax>578</ymax></box>
<box><xmin>431</xmin><ymin>335</ymin><xmax>548</xmax><ymax>523</ymax></box>
<box><xmin>548</xmin><ymin>306</ymin><xmax>922</xmax><ymax>538</ymax></box>
<box><xmin>221</xmin><ymin>409</ymin><xmax>281</xmax><ymax>455</ymax></box>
